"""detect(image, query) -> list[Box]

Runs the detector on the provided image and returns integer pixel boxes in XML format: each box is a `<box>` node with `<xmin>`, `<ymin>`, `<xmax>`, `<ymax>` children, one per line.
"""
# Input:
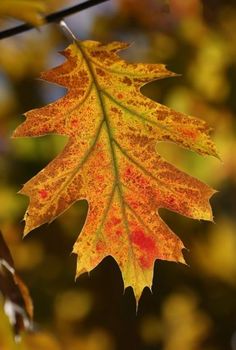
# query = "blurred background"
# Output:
<box><xmin>0</xmin><ymin>0</ymin><xmax>236</xmax><ymax>349</ymax></box>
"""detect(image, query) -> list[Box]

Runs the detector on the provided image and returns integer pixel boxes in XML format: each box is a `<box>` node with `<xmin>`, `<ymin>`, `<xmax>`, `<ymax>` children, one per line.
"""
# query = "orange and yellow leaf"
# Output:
<box><xmin>13</xmin><ymin>39</ymin><xmax>217</xmax><ymax>303</ymax></box>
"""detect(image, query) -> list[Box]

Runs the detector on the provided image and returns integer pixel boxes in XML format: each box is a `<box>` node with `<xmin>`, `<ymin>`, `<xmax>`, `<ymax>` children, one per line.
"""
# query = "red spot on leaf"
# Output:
<box><xmin>111</xmin><ymin>106</ymin><xmax>122</xmax><ymax>116</ymax></box>
<box><xmin>123</xmin><ymin>77</ymin><xmax>132</xmax><ymax>86</ymax></box>
<box><xmin>95</xmin><ymin>174</ymin><xmax>104</xmax><ymax>182</ymax></box>
<box><xmin>124</xmin><ymin>166</ymin><xmax>133</xmax><ymax>180</ymax></box>
<box><xmin>129</xmin><ymin>201</ymin><xmax>139</xmax><ymax>209</ymax></box>
<box><xmin>115</xmin><ymin>229</ymin><xmax>122</xmax><ymax>236</ymax></box>
<box><xmin>71</xmin><ymin>119</ymin><xmax>78</xmax><ymax>127</ymax></box>
<box><xmin>38</xmin><ymin>189</ymin><xmax>48</xmax><ymax>199</ymax></box>
<box><xmin>117</xmin><ymin>93</ymin><xmax>123</xmax><ymax>99</ymax></box>
<box><xmin>111</xmin><ymin>107</ymin><xmax>118</xmax><ymax>113</ymax></box>
<box><xmin>136</xmin><ymin>174</ymin><xmax>149</xmax><ymax>189</ymax></box>
<box><xmin>131</xmin><ymin>229</ymin><xmax>156</xmax><ymax>269</ymax></box>
<box><xmin>131</xmin><ymin>229</ymin><xmax>155</xmax><ymax>251</ymax></box>
<box><xmin>164</xmin><ymin>195</ymin><xmax>179</xmax><ymax>211</ymax></box>
<box><xmin>96</xmin><ymin>241</ymin><xmax>106</xmax><ymax>253</ymax></box>
<box><xmin>124</xmin><ymin>166</ymin><xmax>149</xmax><ymax>189</ymax></box>
<box><xmin>111</xmin><ymin>217</ymin><xmax>121</xmax><ymax>226</ymax></box>
<box><xmin>181</xmin><ymin>129</ymin><xmax>197</xmax><ymax>139</ymax></box>
<box><xmin>139</xmin><ymin>256</ymin><xmax>151</xmax><ymax>269</ymax></box>
<box><xmin>96</xmin><ymin>68</ymin><xmax>105</xmax><ymax>77</ymax></box>
<box><xmin>167</xmin><ymin>196</ymin><xmax>175</xmax><ymax>205</ymax></box>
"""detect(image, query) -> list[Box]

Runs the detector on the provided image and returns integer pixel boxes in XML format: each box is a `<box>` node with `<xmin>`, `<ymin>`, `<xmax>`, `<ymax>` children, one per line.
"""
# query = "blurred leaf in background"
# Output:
<box><xmin>192</xmin><ymin>218</ymin><xmax>236</xmax><ymax>286</ymax></box>
<box><xmin>140</xmin><ymin>291</ymin><xmax>212</xmax><ymax>350</ymax></box>
<box><xmin>0</xmin><ymin>0</ymin><xmax>46</xmax><ymax>26</ymax></box>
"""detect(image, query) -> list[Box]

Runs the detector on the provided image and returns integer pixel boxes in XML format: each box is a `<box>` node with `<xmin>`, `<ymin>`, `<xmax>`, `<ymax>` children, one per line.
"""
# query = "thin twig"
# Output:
<box><xmin>0</xmin><ymin>0</ymin><xmax>110</xmax><ymax>40</ymax></box>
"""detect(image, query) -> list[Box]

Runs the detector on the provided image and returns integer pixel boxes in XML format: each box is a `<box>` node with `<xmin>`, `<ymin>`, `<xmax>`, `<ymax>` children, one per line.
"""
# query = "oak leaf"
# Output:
<box><xmin>13</xmin><ymin>39</ymin><xmax>217</xmax><ymax>303</ymax></box>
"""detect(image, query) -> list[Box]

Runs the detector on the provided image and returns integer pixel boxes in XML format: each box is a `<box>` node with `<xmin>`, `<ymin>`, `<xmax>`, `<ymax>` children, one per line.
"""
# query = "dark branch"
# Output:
<box><xmin>0</xmin><ymin>0</ymin><xmax>110</xmax><ymax>40</ymax></box>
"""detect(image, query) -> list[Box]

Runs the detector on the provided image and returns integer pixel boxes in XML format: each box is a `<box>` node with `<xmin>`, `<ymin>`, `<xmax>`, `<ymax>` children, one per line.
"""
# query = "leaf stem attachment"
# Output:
<box><xmin>59</xmin><ymin>20</ymin><xmax>77</xmax><ymax>42</ymax></box>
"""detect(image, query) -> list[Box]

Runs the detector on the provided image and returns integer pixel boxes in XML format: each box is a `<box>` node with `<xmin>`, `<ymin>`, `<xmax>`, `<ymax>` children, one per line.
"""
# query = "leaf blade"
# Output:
<box><xmin>14</xmin><ymin>39</ymin><xmax>217</xmax><ymax>302</ymax></box>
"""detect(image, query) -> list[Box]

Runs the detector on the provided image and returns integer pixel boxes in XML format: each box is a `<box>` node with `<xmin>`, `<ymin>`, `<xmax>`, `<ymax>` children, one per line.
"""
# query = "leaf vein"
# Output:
<box><xmin>46</xmin><ymin>119</ymin><xmax>104</xmax><ymax>217</ymax></box>
<box><xmin>76</xmin><ymin>40</ymin><xmax>141</xmax><ymax>280</ymax></box>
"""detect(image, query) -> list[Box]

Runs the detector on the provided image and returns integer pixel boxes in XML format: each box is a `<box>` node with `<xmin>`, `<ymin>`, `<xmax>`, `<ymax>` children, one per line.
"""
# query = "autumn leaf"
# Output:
<box><xmin>0</xmin><ymin>0</ymin><xmax>46</xmax><ymax>26</ymax></box>
<box><xmin>13</xmin><ymin>38</ymin><xmax>217</xmax><ymax>303</ymax></box>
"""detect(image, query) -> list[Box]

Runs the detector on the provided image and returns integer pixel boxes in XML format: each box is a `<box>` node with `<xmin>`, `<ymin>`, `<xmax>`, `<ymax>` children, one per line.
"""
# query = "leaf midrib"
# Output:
<box><xmin>75</xmin><ymin>41</ymin><xmax>141</xmax><ymax>279</ymax></box>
